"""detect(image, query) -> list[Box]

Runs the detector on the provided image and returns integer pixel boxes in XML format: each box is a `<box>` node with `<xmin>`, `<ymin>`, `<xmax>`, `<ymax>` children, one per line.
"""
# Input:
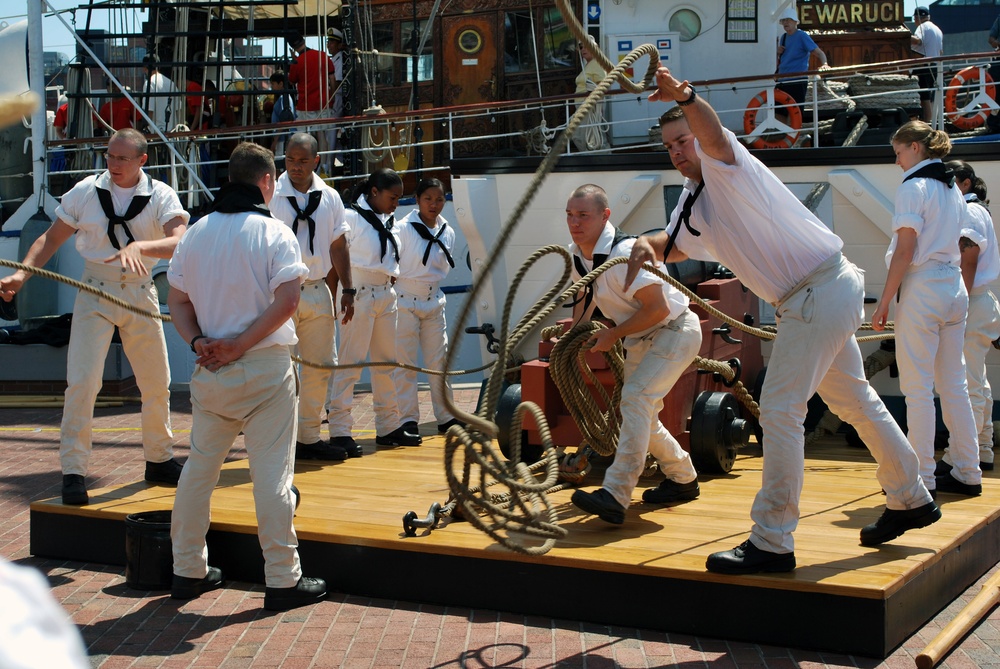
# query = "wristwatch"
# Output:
<box><xmin>342</xmin><ymin>288</ymin><xmax>357</xmax><ymax>296</ymax></box>
<box><xmin>677</xmin><ymin>86</ymin><xmax>698</xmax><ymax>107</ymax></box>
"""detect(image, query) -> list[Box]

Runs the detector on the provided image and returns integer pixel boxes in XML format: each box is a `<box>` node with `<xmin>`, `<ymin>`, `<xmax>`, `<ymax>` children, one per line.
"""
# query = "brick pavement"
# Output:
<box><xmin>2</xmin><ymin>386</ymin><xmax>1000</xmax><ymax>669</ymax></box>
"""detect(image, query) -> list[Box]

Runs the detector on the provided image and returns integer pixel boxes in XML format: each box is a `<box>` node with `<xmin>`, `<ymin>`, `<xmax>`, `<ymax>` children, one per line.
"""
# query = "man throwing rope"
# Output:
<box><xmin>0</xmin><ymin>128</ymin><xmax>188</xmax><ymax>506</ymax></box>
<box><xmin>566</xmin><ymin>184</ymin><xmax>701</xmax><ymax>525</ymax></box>
<box><xmin>626</xmin><ymin>67</ymin><xmax>937</xmax><ymax>574</ymax></box>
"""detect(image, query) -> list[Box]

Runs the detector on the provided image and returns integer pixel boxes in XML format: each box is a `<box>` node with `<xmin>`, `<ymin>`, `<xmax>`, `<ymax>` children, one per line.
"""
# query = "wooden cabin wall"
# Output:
<box><xmin>345</xmin><ymin>0</ymin><xmax>580</xmax><ymax>178</ymax></box>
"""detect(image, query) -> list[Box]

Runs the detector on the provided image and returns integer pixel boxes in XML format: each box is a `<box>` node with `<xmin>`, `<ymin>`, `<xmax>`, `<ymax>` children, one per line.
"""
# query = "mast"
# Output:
<box><xmin>5</xmin><ymin>0</ymin><xmax>59</xmax><ymax>232</ymax></box>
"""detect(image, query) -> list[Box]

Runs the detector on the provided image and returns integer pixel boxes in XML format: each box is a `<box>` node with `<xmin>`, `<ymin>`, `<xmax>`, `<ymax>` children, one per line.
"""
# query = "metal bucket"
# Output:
<box><xmin>124</xmin><ymin>510</ymin><xmax>173</xmax><ymax>590</ymax></box>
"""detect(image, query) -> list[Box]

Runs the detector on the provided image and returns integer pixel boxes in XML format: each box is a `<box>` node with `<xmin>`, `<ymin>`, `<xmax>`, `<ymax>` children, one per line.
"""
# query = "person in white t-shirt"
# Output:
<box><xmin>911</xmin><ymin>6</ymin><xmax>944</xmax><ymax>122</ymax></box>
<box><xmin>627</xmin><ymin>67</ymin><xmax>936</xmax><ymax>574</ymax></box>
<box><xmin>269</xmin><ymin>133</ymin><xmax>357</xmax><ymax>460</ymax></box>
<box><xmin>564</xmin><ymin>184</ymin><xmax>701</xmax><ymax>525</ymax></box>
<box><xmin>167</xmin><ymin>141</ymin><xmax>326</xmax><ymax>612</ymax></box>
<box><xmin>141</xmin><ymin>55</ymin><xmax>182</xmax><ymax>133</ymax></box>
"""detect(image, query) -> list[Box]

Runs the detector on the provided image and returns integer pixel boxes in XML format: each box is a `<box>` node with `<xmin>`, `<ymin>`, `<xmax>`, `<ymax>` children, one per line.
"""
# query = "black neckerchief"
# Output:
<box><xmin>95</xmin><ymin>173</ymin><xmax>153</xmax><ymax>250</ymax></box>
<box><xmin>663</xmin><ymin>180</ymin><xmax>705</xmax><ymax>260</ymax></box>
<box><xmin>286</xmin><ymin>190</ymin><xmax>323</xmax><ymax>254</ymax></box>
<box><xmin>568</xmin><ymin>227</ymin><xmax>635</xmax><ymax>318</ymax></box>
<box><xmin>352</xmin><ymin>201</ymin><xmax>399</xmax><ymax>262</ymax></box>
<box><xmin>210</xmin><ymin>182</ymin><xmax>272</xmax><ymax>216</ymax></box>
<box><xmin>903</xmin><ymin>162</ymin><xmax>955</xmax><ymax>188</ymax></box>
<box><xmin>968</xmin><ymin>194</ymin><xmax>991</xmax><ymax>212</ymax></box>
<box><xmin>409</xmin><ymin>219</ymin><xmax>454</xmax><ymax>267</ymax></box>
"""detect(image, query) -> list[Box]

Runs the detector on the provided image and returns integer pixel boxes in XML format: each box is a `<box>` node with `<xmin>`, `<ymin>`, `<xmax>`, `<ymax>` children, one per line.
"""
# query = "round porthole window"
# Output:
<box><xmin>669</xmin><ymin>9</ymin><xmax>701</xmax><ymax>42</ymax></box>
<box><xmin>458</xmin><ymin>28</ymin><xmax>483</xmax><ymax>55</ymax></box>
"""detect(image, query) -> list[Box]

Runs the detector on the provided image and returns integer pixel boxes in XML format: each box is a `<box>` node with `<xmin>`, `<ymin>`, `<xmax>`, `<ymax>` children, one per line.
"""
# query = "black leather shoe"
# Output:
<box><xmin>296</xmin><ymin>440</ymin><xmax>347</xmax><ymax>461</ymax></box>
<box><xmin>571</xmin><ymin>488</ymin><xmax>626</xmax><ymax>525</ymax></box>
<box><xmin>375</xmin><ymin>426</ymin><xmax>422</xmax><ymax>447</ymax></box>
<box><xmin>330</xmin><ymin>436</ymin><xmax>364</xmax><ymax>458</ymax></box>
<box><xmin>934</xmin><ymin>459</ymin><xmax>952</xmax><ymax>477</ymax></box>
<box><xmin>642</xmin><ymin>478</ymin><xmax>700</xmax><ymax>504</ymax></box>
<box><xmin>61</xmin><ymin>474</ymin><xmax>88</xmax><ymax>505</ymax></box>
<box><xmin>437</xmin><ymin>418</ymin><xmax>465</xmax><ymax>434</ymax></box>
<box><xmin>937</xmin><ymin>458</ymin><xmax>993</xmax><ymax>474</ymax></box>
<box><xmin>706</xmin><ymin>539</ymin><xmax>796</xmax><ymax>574</ymax></box>
<box><xmin>264</xmin><ymin>576</ymin><xmax>327</xmax><ymax>611</ymax></box>
<box><xmin>172</xmin><ymin>567</ymin><xmax>224</xmax><ymax>600</ymax></box>
<box><xmin>935</xmin><ymin>472</ymin><xmax>983</xmax><ymax>496</ymax></box>
<box><xmin>860</xmin><ymin>501</ymin><xmax>941</xmax><ymax>546</ymax></box>
<box><xmin>145</xmin><ymin>459</ymin><xmax>184</xmax><ymax>484</ymax></box>
<box><xmin>402</xmin><ymin>421</ymin><xmax>419</xmax><ymax>435</ymax></box>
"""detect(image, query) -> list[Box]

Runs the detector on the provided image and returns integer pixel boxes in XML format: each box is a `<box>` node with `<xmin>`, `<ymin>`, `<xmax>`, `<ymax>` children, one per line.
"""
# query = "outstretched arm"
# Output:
<box><xmin>0</xmin><ymin>219</ymin><xmax>75</xmax><ymax>300</ymax></box>
<box><xmin>648</xmin><ymin>66</ymin><xmax>734</xmax><ymax>165</ymax></box>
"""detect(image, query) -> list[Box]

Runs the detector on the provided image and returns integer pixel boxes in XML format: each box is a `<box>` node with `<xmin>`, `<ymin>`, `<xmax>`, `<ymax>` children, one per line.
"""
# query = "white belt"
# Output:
<box><xmin>395</xmin><ymin>278</ymin><xmax>441</xmax><ymax>300</ymax></box>
<box><xmin>353</xmin><ymin>267</ymin><xmax>393</xmax><ymax>287</ymax></box>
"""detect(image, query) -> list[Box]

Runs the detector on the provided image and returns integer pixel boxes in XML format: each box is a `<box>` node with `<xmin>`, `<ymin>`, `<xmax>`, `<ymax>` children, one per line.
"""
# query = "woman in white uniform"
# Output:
<box><xmin>938</xmin><ymin>160</ymin><xmax>1000</xmax><ymax>473</ymax></box>
<box><xmin>395</xmin><ymin>178</ymin><xmax>462</xmax><ymax>435</ymax></box>
<box><xmin>326</xmin><ymin>169</ymin><xmax>421</xmax><ymax>451</ymax></box>
<box><xmin>873</xmin><ymin>121</ymin><xmax>982</xmax><ymax>497</ymax></box>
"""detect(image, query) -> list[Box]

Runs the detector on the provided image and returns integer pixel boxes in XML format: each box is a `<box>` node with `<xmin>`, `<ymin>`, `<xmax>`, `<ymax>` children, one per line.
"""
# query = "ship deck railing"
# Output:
<box><xmin>25</xmin><ymin>52</ymin><xmax>1000</xmax><ymax>215</ymax></box>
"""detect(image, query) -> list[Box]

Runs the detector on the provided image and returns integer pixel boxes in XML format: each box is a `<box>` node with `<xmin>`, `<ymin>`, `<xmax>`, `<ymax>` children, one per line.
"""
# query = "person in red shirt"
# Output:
<box><xmin>98</xmin><ymin>89</ymin><xmax>136</xmax><ymax>132</ymax></box>
<box><xmin>53</xmin><ymin>96</ymin><xmax>69</xmax><ymax>139</ymax></box>
<box><xmin>185</xmin><ymin>79</ymin><xmax>214</xmax><ymax>130</ymax></box>
<box><xmin>287</xmin><ymin>34</ymin><xmax>334</xmax><ymax>171</ymax></box>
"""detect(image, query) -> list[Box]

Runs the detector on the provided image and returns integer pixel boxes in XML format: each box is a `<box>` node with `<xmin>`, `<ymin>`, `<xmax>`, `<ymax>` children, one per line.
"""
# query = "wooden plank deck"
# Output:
<box><xmin>29</xmin><ymin>434</ymin><xmax>1000</xmax><ymax>658</ymax></box>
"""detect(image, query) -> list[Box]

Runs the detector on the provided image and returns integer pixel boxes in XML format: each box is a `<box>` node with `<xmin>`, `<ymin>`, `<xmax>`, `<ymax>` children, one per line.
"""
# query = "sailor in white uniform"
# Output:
<box><xmin>0</xmin><ymin>128</ymin><xmax>188</xmax><ymax>506</ymax></box>
<box><xmin>564</xmin><ymin>184</ymin><xmax>701</xmax><ymax>525</ymax></box>
<box><xmin>943</xmin><ymin>161</ymin><xmax>1000</xmax><ymax>471</ymax></box>
<box><xmin>268</xmin><ymin>133</ymin><xmax>357</xmax><ymax>460</ymax></box>
<box><xmin>395</xmin><ymin>178</ymin><xmax>462</xmax><ymax>434</ymax></box>
<box><xmin>874</xmin><ymin>123</ymin><xmax>982</xmax><ymax>498</ymax></box>
<box><xmin>628</xmin><ymin>67</ymin><xmax>936</xmax><ymax>574</ymax></box>
<box><xmin>325</xmin><ymin>168</ymin><xmax>421</xmax><ymax>450</ymax></box>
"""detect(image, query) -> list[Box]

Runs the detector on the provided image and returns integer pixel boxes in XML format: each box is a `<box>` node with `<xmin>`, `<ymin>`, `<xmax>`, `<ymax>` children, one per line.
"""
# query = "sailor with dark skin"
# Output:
<box><xmin>625</xmin><ymin>66</ymin><xmax>937</xmax><ymax>574</ymax></box>
<box><xmin>268</xmin><ymin>132</ymin><xmax>356</xmax><ymax>460</ymax></box>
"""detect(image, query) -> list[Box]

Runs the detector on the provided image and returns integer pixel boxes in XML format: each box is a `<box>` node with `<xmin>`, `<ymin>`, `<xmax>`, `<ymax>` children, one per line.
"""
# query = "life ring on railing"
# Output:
<box><xmin>944</xmin><ymin>67</ymin><xmax>996</xmax><ymax>130</ymax></box>
<box><xmin>742</xmin><ymin>88</ymin><xmax>802</xmax><ymax>149</ymax></box>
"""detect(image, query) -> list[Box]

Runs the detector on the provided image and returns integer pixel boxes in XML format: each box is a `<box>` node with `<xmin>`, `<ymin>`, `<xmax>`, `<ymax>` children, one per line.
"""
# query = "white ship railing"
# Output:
<box><xmin>19</xmin><ymin>51</ymin><xmax>1000</xmax><ymax>219</ymax></box>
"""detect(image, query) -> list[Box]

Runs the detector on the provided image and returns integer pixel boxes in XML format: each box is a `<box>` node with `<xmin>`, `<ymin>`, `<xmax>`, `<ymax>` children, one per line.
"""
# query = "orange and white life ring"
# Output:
<box><xmin>742</xmin><ymin>88</ymin><xmax>802</xmax><ymax>149</ymax></box>
<box><xmin>944</xmin><ymin>67</ymin><xmax>996</xmax><ymax>131</ymax></box>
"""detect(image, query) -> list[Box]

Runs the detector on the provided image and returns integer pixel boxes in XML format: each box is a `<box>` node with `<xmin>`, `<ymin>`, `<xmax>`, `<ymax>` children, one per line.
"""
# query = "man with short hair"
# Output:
<box><xmin>627</xmin><ymin>67</ymin><xmax>937</xmax><ymax>574</ymax></box>
<box><xmin>167</xmin><ymin>141</ymin><xmax>327</xmax><ymax>611</ymax></box>
<box><xmin>565</xmin><ymin>184</ymin><xmax>701</xmax><ymax>525</ymax></box>
<box><xmin>268</xmin><ymin>132</ymin><xmax>358</xmax><ymax>460</ymax></box>
<box><xmin>911</xmin><ymin>6</ymin><xmax>943</xmax><ymax>122</ymax></box>
<box><xmin>0</xmin><ymin>128</ymin><xmax>188</xmax><ymax>505</ymax></box>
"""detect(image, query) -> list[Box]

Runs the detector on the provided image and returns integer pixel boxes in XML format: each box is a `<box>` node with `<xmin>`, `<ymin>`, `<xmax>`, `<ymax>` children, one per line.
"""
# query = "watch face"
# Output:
<box><xmin>458</xmin><ymin>28</ymin><xmax>483</xmax><ymax>55</ymax></box>
<box><xmin>669</xmin><ymin>9</ymin><xmax>702</xmax><ymax>42</ymax></box>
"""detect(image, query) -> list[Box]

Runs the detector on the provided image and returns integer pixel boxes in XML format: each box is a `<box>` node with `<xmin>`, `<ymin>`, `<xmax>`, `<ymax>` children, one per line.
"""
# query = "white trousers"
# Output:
<box><xmin>61</xmin><ymin>262</ymin><xmax>173</xmax><ymax>475</ymax></box>
<box><xmin>944</xmin><ymin>286</ymin><xmax>1000</xmax><ymax>467</ymax></box>
<box><xmin>395</xmin><ymin>290</ymin><xmax>455</xmax><ymax>426</ymax></box>
<box><xmin>602</xmin><ymin>310</ymin><xmax>701</xmax><ymax>509</ymax></box>
<box><xmin>171</xmin><ymin>346</ymin><xmax>302</xmax><ymax>589</ymax></box>
<box><xmin>326</xmin><ymin>282</ymin><xmax>401</xmax><ymax>436</ymax></box>
<box><xmin>292</xmin><ymin>279</ymin><xmax>336</xmax><ymax>444</ymax></box>
<box><xmin>752</xmin><ymin>254</ymin><xmax>930</xmax><ymax>554</ymax></box>
<box><xmin>896</xmin><ymin>262</ymin><xmax>981</xmax><ymax>488</ymax></box>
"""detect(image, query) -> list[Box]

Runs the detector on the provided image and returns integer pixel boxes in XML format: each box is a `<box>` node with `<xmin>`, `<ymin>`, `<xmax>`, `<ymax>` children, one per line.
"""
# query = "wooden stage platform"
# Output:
<box><xmin>29</xmin><ymin>434</ymin><xmax>1000</xmax><ymax>658</ymax></box>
